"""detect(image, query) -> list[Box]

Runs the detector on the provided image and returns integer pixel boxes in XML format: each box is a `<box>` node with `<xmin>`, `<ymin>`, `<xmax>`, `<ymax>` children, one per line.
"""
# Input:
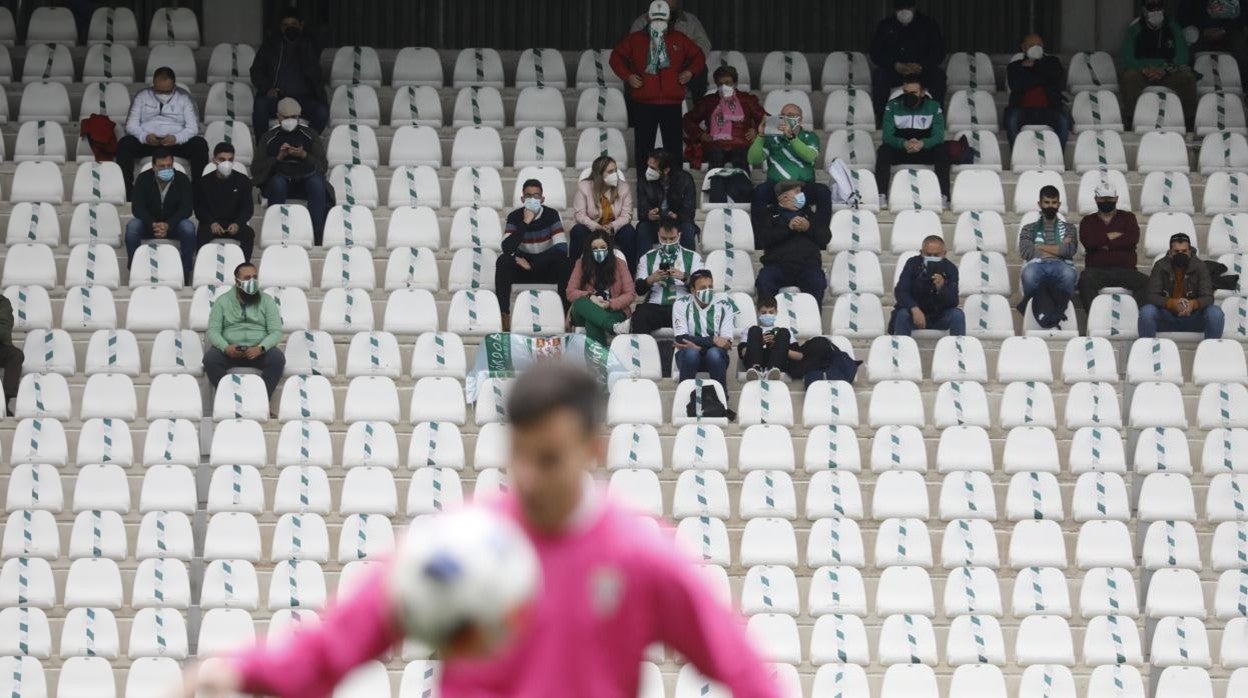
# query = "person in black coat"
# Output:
<box><xmin>1180</xmin><ymin>0</ymin><xmax>1247</xmax><ymax>77</ymax></box>
<box><xmin>635</xmin><ymin>148</ymin><xmax>700</xmax><ymax>253</ymax></box>
<box><xmin>869</xmin><ymin>0</ymin><xmax>948</xmax><ymax>117</ymax></box>
<box><xmin>1005</xmin><ymin>33</ymin><xmax>1072</xmax><ymax>147</ymax></box>
<box><xmin>195</xmin><ymin>143</ymin><xmax>256</xmax><ymax>262</ymax></box>
<box><xmin>752</xmin><ymin>179</ymin><xmax>833</xmax><ymax>306</ymax></box>
<box><xmin>250</xmin><ymin>7</ymin><xmax>329</xmax><ymax>138</ymax></box>
<box><xmin>124</xmin><ymin>149</ymin><xmax>196</xmax><ymax>282</ymax></box>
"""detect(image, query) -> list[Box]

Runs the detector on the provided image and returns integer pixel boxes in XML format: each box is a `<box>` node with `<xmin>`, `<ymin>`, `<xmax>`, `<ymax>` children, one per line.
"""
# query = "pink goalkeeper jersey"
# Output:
<box><xmin>234</xmin><ymin>492</ymin><xmax>779</xmax><ymax>698</ymax></box>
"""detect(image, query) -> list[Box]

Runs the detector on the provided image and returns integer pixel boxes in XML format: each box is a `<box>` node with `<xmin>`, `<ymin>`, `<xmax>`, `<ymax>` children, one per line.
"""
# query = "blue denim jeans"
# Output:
<box><xmin>1005</xmin><ymin>107</ymin><xmax>1073</xmax><ymax>148</ymax></box>
<box><xmin>1020</xmin><ymin>260</ymin><xmax>1078</xmax><ymax>298</ymax></box>
<box><xmin>675</xmin><ymin>346</ymin><xmax>730</xmax><ymax>390</ymax></box>
<box><xmin>1139</xmin><ymin>304</ymin><xmax>1225</xmax><ymax>339</ymax></box>
<box><xmin>125</xmin><ymin>218</ymin><xmax>196</xmax><ymax>279</ymax></box>
<box><xmin>892</xmin><ymin>307</ymin><xmax>966</xmax><ymax>336</ymax></box>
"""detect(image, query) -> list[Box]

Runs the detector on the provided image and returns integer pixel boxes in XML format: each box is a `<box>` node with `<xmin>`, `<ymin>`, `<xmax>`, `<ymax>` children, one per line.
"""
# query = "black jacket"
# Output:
<box><xmin>132</xmin><ymin>170</ymin><xmax>193</xmax><ymax>227</ymax></box>
<box><xmin>250</xmin><ymin>34</ymin><xmax>327</xmax><ymax>102</ymax></box>
<box><xmin>751</xmin><ymin>184</ymin><xmax>832</xmax><ymax>268</ymax></box>
<box><xmin>194</xmin><ymin>170</ymin><xmax>255</xmax><ymax>228</ymax></box>
<box><xmin>636</xmin><ymin>170</ymin><xmax>697</xmax><ymax>226</ymax></box>
<box><xmin>1007</xmin><ymin>55</ymin><xmax>1067</xmax><ymax>109</ymax></box>
<box><xmin>869</xmin><ymin>12</ymin><xmax>946</xmax><ymax>74</ymax></box>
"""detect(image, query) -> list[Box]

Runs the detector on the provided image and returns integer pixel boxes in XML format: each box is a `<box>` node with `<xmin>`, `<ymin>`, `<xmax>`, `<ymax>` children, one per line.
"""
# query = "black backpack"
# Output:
<box><xmin>685</xmin><ymin>385</ymin><xmax>728</xmax><ymax>419</ymax></box>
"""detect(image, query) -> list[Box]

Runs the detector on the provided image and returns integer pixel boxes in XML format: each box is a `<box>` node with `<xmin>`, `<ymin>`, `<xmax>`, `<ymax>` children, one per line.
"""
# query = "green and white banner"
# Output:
<box><xmin>466</xmin><ymin>333</ymin><xmax>629</xmax><ymax>402</ymax></box>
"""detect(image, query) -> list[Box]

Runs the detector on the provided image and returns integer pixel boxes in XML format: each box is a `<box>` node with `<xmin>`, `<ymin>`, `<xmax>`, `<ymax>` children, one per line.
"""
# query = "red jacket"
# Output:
<box><xmin>610</xmin><ymin>29</ymin><xmax>706</xmax><ymax>106</ymax></box>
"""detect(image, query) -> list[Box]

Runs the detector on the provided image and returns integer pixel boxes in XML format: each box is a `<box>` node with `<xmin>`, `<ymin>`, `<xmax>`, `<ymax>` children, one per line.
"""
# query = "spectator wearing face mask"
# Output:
<box><xmin>875</xmin><ymin>76</ymin><xmax>950</xmax><ymax>203</ymax></box>
<box><xmin>571</xmin><ymin>155</ymin><xmax>637</xmax><ymax>272</ymax></box>
<box><xmin>630</xmin><ymin>0</ymin><xmax>712</xmax><ymax>96</ymax></box>
<box><xmin>891</xmin><ymin>235</ymin><xmax>964</xmax><ymax>336</ymax></box>
<box><xmin>739</xmin><ymin>296</ymin><xmax>792</xmax><ymax>381</ymax></box>
<box><xmin>1179</xmin><ymin>0</ymin><xmax>1247</xmax><ymax>79</ymax></box>
<box><xmin>567</xmin><ymin>231</ymin><xmax>636</xmax><ymax>346</ymax></box>
<box><xmin>204</xmin><ymin>262</ymin><xmax>287</xmax><ymax>398</ymax></box>
<box><xmin>1121</xmin><ymin>0</ymin><xmax>1199</xmax><ymax>131</ymax></box>
<box><xmin>870</xmin><ymin>0</ymin><xmax>948</xmax><ymax>118</ymax></box>
<box><xmin>747</xmin><ymin>103</ymin><xmax>820</xmax><ymax>184</ymax></box>
<box><xmin>1005</xmin><ymin>33</ymin><xmax>1072</xmax><ymax>147</ymax></box>
<box><xmin>753</xmin><ymin>180</ymin><xmax>833</xmax><ymax>306</ymax></box>
<box><xmin>611</xmin><ymin>0</ymin><xmax>706</xmax><ymax>177</ymax></box>
<box><xmin>251</xmin><ymin>7</ymin><xmax>329</xmax><ymax>138</ymax></box>
<box><xmin>252</xmin><ymin>97</ymin><xmax>333</xmax><ymax>245</ymax></box>
<box><xmin>1140</xmin><ymin>232</ymin><xmax>1225</xmax><ymax>338</ymax></box>
<box><xmin>630</xmin><ymin>218</ymin><xmax>704</xmax><ymax>338</ymax></box>
<box><xmin>683</xmin><ymin>65</ymin><xmax>765</xmax><ymax>171</ymax></box>
<box><xmin>1018</xmin><ymin>185</ymin><xmax>1079</xmax><ymax>309</ymax></box>
<box><xmin>117</xmin><ymin>66</ymin><xmax>209</xmax><ymax>200</ymax></box>
<box><xmin>195</xmin><ymin>143</ymin><xmax>255</xmax><ymax>262</ymax></box>
<box><xmin>673</xmin><ymin>270</ymin><xmax>735</xmax><ymax>394</ymax></box>
<box><xmin>497</xmin><ymin>179</ymin><xmax>570</xmax><ymax>329</ymax></box>
<box><xmin>1076</xmin><ymin>181</ymin><xmax>1148</xmax><ymax>310</ymax></box>
<box><xmin>636</xmin><ymin>148</ymin><xmax>699</xmax><ymax>253</ymax></box>
<box><xmin>125</xmin><ymin>148</ymin><xmax>196</xmax><ymax>283</ymax></box>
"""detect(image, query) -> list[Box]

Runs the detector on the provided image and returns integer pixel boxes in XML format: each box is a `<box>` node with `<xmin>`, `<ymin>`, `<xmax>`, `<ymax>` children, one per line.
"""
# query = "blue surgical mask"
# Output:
<box><xmin>523</xmin><ymin>197</ymin><xmax>542</xmax><ymax>213</ymax></box>
<box><xmin>592</xmin><ymin>249</ymin><xmax>608</xmax><ymax>263</ymax></box>
<box><xmin>758</xmin><ymin>313</ymin><xmax>776</xmax><ymax>328</ymax></box>
<box><xmin>156</xmin><ymin>167</ymin><xmax>174</xmax><ymax>182</ymax></box>
<box><xmin>923</xmin><ymin>255</ymin><xmax>943</xmax><ymax>264</ymax></box>
<box><xmin>793</xmin><ymin>193</ymin><xmax>807</xmax><ymax>209</ymax></box>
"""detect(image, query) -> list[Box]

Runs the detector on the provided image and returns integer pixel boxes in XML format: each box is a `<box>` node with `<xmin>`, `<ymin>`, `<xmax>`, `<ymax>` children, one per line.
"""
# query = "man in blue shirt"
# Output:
<box><xmin>891</xmin><ymin>235</ymin><xmax>965</xmax><ymax>336</ymax></box>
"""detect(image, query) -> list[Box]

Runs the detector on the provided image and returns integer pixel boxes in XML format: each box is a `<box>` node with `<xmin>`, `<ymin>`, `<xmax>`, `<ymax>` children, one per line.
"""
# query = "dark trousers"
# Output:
<box><xmin>125</xmin><ymin>218</ymin><xmax>197</xmax><ymax>280</ymax></box>
<box><xmin>117</xmin><ymin>136</ymin><xmax>209</xmax><ymax>200</ymax></box>
<box><xmin>688</xmin><ymin>67</ymin><xmax>709</xmax><ymax>104</ymax></box>
<box><xmin>262</xmin><ymin>174</ymin><xmax>330</xmax><ymax>245</ymax></box>
<box><xmin>0</xmin><ymin>343</ymin><xmax>24</xmax><ymax>404</ymax></box>
<box><xmin>1077</xmin><ymin>266</ymin><xmax>1150</xmax><ymax>310</ymax></box>
<box><xmin>632</xmin><ymin>102</ymin><xmax>683</xmax><ymax>177</ymax></box>
<box><xmin>630</xmin><ymin>302</ymin><xmax>674</xmax><ymax>334</ymax></box>
<box><xmin>203</xmin><ymin>346</ymin><xmax>286</xmax><ymax>397</ymax></box>
<box><xmin>875</xmin><ymin>143</ymin><xmax>951</xmax><ymax>198</ymax></box>
<box><xmin>494</xmin><ymin>249</ymin><xmax>569</xmax><ymax>315</ymax></box>
<box><xmin>197</xmin><ymin>223</ymin><xmax>256</xmax><ymax>262</ymax></box>
<box><xmin>635</xmin><ymin>221</ymin><xmax>698</xmax><ymax>256</ymax></box>
<box><xmin>706</xmin><ymin>146</ymin><xmax>750</xmax><ymax>170</ymax></box>
<box><xmin>253</xmin><ymin>94</ymin><xmax>329</xmax><ymax>138</ymax></box>
<box><xmin>756</xmin><ymin>263</ymin><xmax>829</xmax><ymax>306</ymax></box>
<box><xmin>872</xmin><ymin>65</ymin><xmax>948</xmax><ymax>121</ymax></box>
<box><xmin>569</xmin><ymin>223</ymin><xmax>639</xmax><ymax>277</ymax></box>
<box><xmin>1192</xmin><ymin>29</ymin><xmax>1248</xmax><ymax>84</ymax></box>
<box><xmin>738</xmin><ymin>326</ymin><xmax>792</xmax><ymax>372</ymax></box>
<box><xmin>1005</xmin><ymin>107</ymin><xmax>1073</xmax><ymax>148</ymax></box>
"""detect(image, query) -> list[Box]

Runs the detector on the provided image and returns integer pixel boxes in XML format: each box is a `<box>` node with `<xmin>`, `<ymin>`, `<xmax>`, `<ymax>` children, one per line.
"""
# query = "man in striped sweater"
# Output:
<box><xmin>673</xmin><ymin>269</ymin><xmax>736</xmax><ymax>395</ymax></box>
<box><xmin>496</xmin><ymin>179</ymin><xmax>570</xmax><ymax>329</ymax></box>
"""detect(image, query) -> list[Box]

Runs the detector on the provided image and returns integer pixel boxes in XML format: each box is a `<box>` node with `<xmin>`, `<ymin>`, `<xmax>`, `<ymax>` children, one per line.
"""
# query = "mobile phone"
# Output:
<box><xmin>925</xmin><ymin>261</ymin><xmax>942</xmax><ymax>275</ymax></box>
<box><xmin>659</xmin><ymin>261</ymin><xmax>673</xmax><ymax>272</ymax></box>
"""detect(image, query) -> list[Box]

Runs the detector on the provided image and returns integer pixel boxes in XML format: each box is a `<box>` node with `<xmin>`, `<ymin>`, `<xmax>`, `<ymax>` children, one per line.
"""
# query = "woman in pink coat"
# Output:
<box><xmin>567</xmin><ymin>230</ymin><xmax>636</xmax><ymax>345</ymax></box>
<box><xmin>570</xmin><ymin>155</ymin><xmax>638</xmax><ymax>272</ymax></box>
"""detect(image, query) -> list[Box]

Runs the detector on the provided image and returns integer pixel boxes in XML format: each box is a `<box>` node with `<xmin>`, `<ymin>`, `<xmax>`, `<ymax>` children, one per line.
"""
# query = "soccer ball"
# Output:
<box><xmin>388</xmin><ymin>507</ymin><xmax>541</xmax><ymax>655</ymax></box>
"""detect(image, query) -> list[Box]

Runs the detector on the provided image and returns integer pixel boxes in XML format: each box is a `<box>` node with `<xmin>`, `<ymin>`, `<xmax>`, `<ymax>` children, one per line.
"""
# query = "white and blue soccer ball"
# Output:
<box><xmin>388</xmin><ymin>507</ymin><xmax>541</xmax><ymax>655</ymax></box>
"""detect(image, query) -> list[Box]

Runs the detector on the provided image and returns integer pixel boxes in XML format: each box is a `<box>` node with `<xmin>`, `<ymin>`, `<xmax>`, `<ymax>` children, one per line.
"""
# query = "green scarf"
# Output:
<box><xmin>646</xmin><ymin>27</ymin><xmax>670</xmax><ymax>74</ymax></box>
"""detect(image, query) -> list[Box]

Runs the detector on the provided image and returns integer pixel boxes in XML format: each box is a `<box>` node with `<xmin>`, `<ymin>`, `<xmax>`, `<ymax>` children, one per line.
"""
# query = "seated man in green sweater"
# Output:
<box><xmin>875</xmin><ymin>75</ymin><xmax>950</xmax><ymax>205</ymax></box>
<box><xmin>204</xmin><ymin>262</ymin><xmax>286</xmax><ymax>398</ymax></box>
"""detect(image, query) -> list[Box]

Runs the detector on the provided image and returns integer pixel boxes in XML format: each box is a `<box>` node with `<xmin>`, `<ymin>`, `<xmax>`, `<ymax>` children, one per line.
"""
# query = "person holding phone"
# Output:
<box><xmin>630</xmin><ymin>219</ymin><xmax>704</xmax><ymax>338</ymax></box>
<box><xmin>636</xmin><ymin>148</ymin><xmax>699</xmax><ymax>253</ymax></box>
<box><xmin>673</xmin><ymin>270</ymin><xmax>735</xmax><ymax>394</ymax></box>
<box><xmin>1139</xmin><ymin>232</ymin><xmax>1225</xmax><ymax>338</ymax></box>
<box><xmin>747</xmin><ymin>103</ymin><xmax>820</xmax><ymax>185</ymax></box>
<box><xmin>890</xmin><ymin>235</ymin><xmax>965</xmax><ymax>336</ymax></box>
<box><xmin>567</xmin><ymin>231</ymin><xmax>636</xmax><ymax>345</ymax></box>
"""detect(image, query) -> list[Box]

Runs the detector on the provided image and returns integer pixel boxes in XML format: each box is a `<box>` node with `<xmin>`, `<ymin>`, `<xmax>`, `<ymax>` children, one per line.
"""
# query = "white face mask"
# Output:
<box><xmin>1026</xmin><ymin>45</ymin><xmax>1045</xmax><ymax>60</ymax></box>
<box><xmin>719</xmin><ymin>84</ymin><xmax>736</xmax><ymax>98</ymax></box>
<box><xmin>216</xmin><ymin>160</ymin><xmax>234</xmax><ymax>177</ymax></box>
<box><xmin>1146</xmin><ymin>10</ymin><xmax>1164</xmax><ymax>28</ymax></box>
<box><xmin>602</xmin><ymin>171</ymin><xmax>620</xmax><ymax>187</ymax></box>
<box><xmin>280</xmin><ymin>118</ymin><xmax>299</xmax><ymax>132</ymax></box>
<box><xmin>896</xmin><ymin>9</ymin><xmax>915</xmax><ymax>25</ymax></box>
<box><xmin>650</xmin><ymin>19</ymin><xmax>668</xmax><ymax>33</ymax></box>
<box><xmin>645</xmin><ymin>167</ymin><xmax>662</xmax><ymax>182</ymax></box>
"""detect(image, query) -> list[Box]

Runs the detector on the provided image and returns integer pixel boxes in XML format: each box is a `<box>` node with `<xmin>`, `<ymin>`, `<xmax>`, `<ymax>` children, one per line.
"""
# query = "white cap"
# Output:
<box><xmin>1094</xmin><ymin>181</ymin><xmax>1118</xmax><ymax>198</ymax></box>
<box><xmin>648</xmin><ymin>0</ymin><xmax>671</xmax><ymax>21</ymax></box>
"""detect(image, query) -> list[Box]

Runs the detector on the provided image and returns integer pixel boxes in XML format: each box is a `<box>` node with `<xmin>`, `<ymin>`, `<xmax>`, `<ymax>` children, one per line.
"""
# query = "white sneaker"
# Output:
<box><xmin>765</xmin><ymin>368</ymin><xmax>783</xmax><ymax>381</ymax></box>
<box><xmin>745</xmin><ymin>366</ymin><xmax>762</xmax><ymax>382</ymax></box>
<box><xmin>612</xmin><ymin>319</ymin><xmax>632</xmax><ymax>335</ymax></box>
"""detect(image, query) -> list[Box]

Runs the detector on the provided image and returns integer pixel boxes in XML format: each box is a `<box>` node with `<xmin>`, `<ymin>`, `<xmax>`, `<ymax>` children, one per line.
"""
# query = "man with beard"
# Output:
<box><xmin>203</xmin><ymin>262</ymin><xmax>286</xmax><ymax>397</ymax></box>
<box><xmin>250</xmin><ymin>7</ymin><xmax>329</xmax><ymax>137</ymax></box>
